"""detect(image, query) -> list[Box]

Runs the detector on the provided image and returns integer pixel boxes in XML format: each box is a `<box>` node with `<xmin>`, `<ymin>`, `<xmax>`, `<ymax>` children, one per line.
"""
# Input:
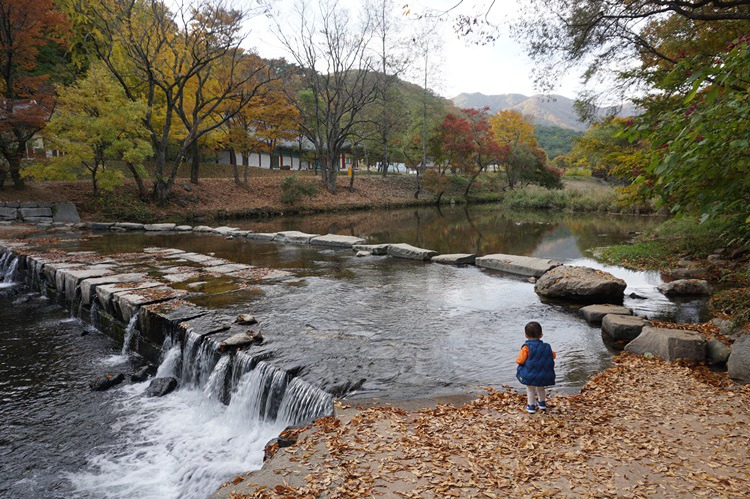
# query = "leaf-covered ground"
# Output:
<box><xmin>215</xmin><ymin>355</ymin><xmax>750</xmax><ymax>498</ymax></box>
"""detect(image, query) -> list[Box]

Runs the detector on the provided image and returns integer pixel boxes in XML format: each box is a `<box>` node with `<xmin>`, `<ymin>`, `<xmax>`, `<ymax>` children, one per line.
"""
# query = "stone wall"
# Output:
<box><xmin>0</xmin><ymin>201</ymin><xmax>80</xmax><ymax>224</ymax></box>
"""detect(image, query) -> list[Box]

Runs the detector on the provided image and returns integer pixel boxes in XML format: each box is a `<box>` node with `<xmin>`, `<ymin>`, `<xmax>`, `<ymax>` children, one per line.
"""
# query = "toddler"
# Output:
<box><xmin>516</xmin><ymin>321</ymin><xmax>556</xmax><ymax>414</ymax></box>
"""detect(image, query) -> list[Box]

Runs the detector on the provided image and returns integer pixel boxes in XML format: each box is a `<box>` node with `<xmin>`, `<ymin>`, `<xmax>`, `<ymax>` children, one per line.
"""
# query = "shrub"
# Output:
<box><xmin>280</xmin><ymin>175</ymin><xmax>318</xmax><ymax>205</ymax></box>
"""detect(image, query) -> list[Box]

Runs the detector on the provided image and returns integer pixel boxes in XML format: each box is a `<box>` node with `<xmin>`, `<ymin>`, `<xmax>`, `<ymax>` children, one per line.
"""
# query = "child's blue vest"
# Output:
<box><xmin>516</xmin><ymin>339</ymin><xmax>556</xmax><ymax>387</ymax></box>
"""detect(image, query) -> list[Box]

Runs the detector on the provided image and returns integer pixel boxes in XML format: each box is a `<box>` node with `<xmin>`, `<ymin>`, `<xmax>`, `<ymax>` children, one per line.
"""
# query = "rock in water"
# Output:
<box><xmin>535</xmin><ymin>265</ymin><xmax>627</xmax><ymax>303</ymax></box>
<box><xmin>90</xmin><ymin>373</ymin><xmax>125</xmax><ymax>392</ymax></box>
<box><xmin>220</xmin><ymin>330</ymin><xmax>263</xmax><ymax>351</ymax></box>
<box><xmin>131</xmin><ymin>364</ymin><xmax>158</xmax><ymax>383</ymax></box>
<box><xmin>657</xmin><ymin>279</ymin><xmax>711</xmax><ymax>296</ymax></box>
<box><xmin>235</xmin><ymin>313</ymin><xmax>258</xmax><ymax>325</ymax></box>
<box><xmin>146</xmin><ymin>377</ymin><xmax>178</xmax><ymax>397</ymax></box>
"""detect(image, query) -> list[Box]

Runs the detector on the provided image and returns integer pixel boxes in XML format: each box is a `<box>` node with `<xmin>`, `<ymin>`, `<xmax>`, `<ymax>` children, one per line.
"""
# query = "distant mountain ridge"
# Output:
<box><xmin>452</xmin><ymin>92</ymin><xmax>587</xmax><ymax>131</ymax></box>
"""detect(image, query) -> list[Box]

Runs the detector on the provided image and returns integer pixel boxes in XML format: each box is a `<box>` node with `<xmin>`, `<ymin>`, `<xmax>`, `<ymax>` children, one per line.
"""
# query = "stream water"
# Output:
<box><xmin>0</xmin><ymin>205</ymin><xmax>709</xmax><ymax>498</ymax></box>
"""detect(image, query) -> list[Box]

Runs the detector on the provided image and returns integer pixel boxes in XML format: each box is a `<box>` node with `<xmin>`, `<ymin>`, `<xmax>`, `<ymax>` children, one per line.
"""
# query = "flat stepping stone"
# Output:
<box><xmin>144</xmin><ymin>223</ymin><xmax>176</xmax><ymax>231</ymax></box>
<box><xmin>625</xmin><ymin>326</ymin><xmax>706</xmax><ymax>362</ymax></box>
<box><xmin>353</xmin><ymin>244</ymin><xmax>390</xmax><ymax>255</ymax></box>
<box><xmin>114</xmin><ymin>222</ymin><xmax>144</xmax><ymax>231</ymax></box>
<box><xmin>476</xmin><ymin>254</ymin><xmax>560</xmax><ymax>278</ymax></box>
<box><xmin>310</xmin><ymin>234</ymin><xmax>366</xmax><ymax>248</ymax></box>
<box><xmin>387</xmin><ymin>243</ymin><xmax>438</xmax><ymax>261</ymax></box>
<box><xmin>246</xmin><ymin>232</ymin><xmax>277</xmax><ymax>241</ymax></box>
<box><xmin>602</xmin><ymin>314</ymin><xmax>648</xmax><ymax>342</ymax></box>
<box><xmin>657</xmin><ymin>279</ymin><xmax>711</xmax><ymax>296</ymax></box>
<box><xmin>193</xmin><ymin>226</ymin><xmax>215</xmax><ymax>232</ymax></box>
<box><xmin>431</xmin><ymin>253</ymin><xmax>476</xmax><ymax>265</ymax></box>
<box><xmin>580</xmin><ymin>304</ymin><xmax>633</xmax><ymax>324</ymax></box>
<box><xmin>275</xmin><ymin>231</ymin><xmax>320</xmax><ymax>244</ymax></box>
<box><xmin>80</xmin><ymin>273</ymin><xmax>147</xmax><ymax>305</ymax></box>
<box><xmin>213</xmin><ymin>226</ymin><xmax>240</xmax><ymax>235</ymax></box>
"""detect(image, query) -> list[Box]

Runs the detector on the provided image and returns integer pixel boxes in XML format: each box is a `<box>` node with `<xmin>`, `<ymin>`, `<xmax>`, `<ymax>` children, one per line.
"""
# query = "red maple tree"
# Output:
<box><xmin>0</xmin><ymin>0</ymin><xmax>67</xmax><ymax>189</ymax></box>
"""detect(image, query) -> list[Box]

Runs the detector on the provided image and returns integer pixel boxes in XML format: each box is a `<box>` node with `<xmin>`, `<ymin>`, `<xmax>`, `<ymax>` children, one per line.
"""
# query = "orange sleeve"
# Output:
<box><xmin>516</xmin><ymin>345</ymin><xmax>529</xmax><ymax>364</ymax></box>
<box><xmin>553</xmin><ymin>350</ymin><xmax>556</xmax><ymax>359</ymax></box>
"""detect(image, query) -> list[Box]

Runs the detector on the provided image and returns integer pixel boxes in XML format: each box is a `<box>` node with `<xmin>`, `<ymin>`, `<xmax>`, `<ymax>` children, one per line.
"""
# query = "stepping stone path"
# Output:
<box><xmin>580</xmin><ymin>304</ymin><xmax>633</xmax><ymax>324</ymax></box>
<box><xmin>625</xmin><ymin>326</ymin><xmax>706</xmax><ymax>362</ymax></box>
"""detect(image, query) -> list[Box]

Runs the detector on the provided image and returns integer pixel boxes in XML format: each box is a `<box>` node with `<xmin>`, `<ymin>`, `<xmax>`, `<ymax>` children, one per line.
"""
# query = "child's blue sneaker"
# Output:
<box><xmin>536</xmin><ymin>401</ymin><xmax>548</xmax><ymax>411</ymax></box>
<box><xmin>526</xmin><ymin>404</ymin><xmax>536</xmax><ymax>414</ymax></box>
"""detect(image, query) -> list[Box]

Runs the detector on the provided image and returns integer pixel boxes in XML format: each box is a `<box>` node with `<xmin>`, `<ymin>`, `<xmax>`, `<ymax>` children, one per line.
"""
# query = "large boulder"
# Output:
<box><xmin>52</xmin><ymin>202</ymin><xmax>80</xmax><ymax>223</ymax></box>
<box><xmin>602</xmin><ymin>314</ymin><xmax>648</xmax><ymax>342</ymax></box>
<box><xmin>706</xmin><ymin>338</ymin><xmax>731</xmax><ymax>366</ymax></box>
<box><xmin>535</xmin><ymin>266</ymin><xmax>627</xmax><ymax>303</ymax></box>
<box><xmin>387</xmin><ymin>243</ymin><xmax>437</xmax><ymax>261</ymax></box>
<box><xmin>727</xmin><ymin>334</ymin><xmax>750</xmax><ymax>382</ymax></box>
<box><xmin>146</xmin><ymin>377</ymin><xmax>178</xmax><ymax>397</ymax></box>
<box><xmin>475</xmin><ymin>254</ymin><xmax>560</xmax><ymax>278</ymax></box>
<box><xmin>580</xmin><ymin>304</ymin><xmax>632</xmax><ymax>324</ymax></box>
<box><xmin>657</xmin><ymin>279</ymin><xmax>711</xmax><ymax>296</ymax></box>
<box><xmin>624</xmin><ymin>326</ymin><xmax>706</xmax><ymax>362</ymax></box>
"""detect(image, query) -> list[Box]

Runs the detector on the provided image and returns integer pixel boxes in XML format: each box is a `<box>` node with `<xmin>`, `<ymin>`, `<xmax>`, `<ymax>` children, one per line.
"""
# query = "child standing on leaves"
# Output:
<box><xmin>516</xmin><ymin>321</ymin><xmax>556</xmax><ymax>414</ymax></box>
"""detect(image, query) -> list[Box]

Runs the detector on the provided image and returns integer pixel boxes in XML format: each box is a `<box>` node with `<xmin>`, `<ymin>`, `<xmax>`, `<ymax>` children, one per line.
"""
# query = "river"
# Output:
<box><xmin>0</xmin><ymin>205</ymin><xmax>708</xmax><ymax>498</ymax></box>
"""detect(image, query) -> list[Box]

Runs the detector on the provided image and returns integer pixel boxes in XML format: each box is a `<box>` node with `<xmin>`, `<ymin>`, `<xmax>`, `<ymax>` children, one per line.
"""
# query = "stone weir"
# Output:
<box><xmin>0</xmin><ymin>240</ymin><xmax>333</xmax><ymax>426</ymax></box>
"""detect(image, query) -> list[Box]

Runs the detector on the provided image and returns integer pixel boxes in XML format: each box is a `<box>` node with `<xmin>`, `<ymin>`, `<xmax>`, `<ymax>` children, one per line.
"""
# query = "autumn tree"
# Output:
<box><xmin>27</xmin><ymin>65</ymin><xmax>152</xmax><ymax>196</ymax></box>
<box><xmin>222</xmin><ymin>74</ymin><xmax>300</xmax><ymax>187</ymax></box>
<box><xmin>273</xmin><ymin>0</ymin><xmax>379</xmax><ymax>194</ymax></box>
<box><xmin>490</xmin><ymin>110</ymin><xmax>548</xmax><ymax>189</ymax></box>
<box><xmin>0</xmin><ymin>0</ymin><xmax>68</xmax><ymax>189</ymax></box>
<box><xmin>82</xmin><ymin>0</ymin><xmax>273</xmax><ymax>203</ymax></box>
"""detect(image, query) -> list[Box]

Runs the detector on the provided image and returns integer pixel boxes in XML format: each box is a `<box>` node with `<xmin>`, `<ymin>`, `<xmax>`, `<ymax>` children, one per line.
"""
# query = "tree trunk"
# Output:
<box><xmin>0</xmin><ymin>169</ymin><xmax>7</xmax><ymax>190</ymax></box>
<box><xmin>242</xmin><ymin>152</ymin><xmax>249</xmax><ymax>188</ymax></box>
<box><xmin>126</xmin><ymin>162</ymin><xmax>148</xmax><ymax>199</ymax></box>
<box><xmin>190</xmin><ymin>141</ymin><xmax>200</xmax><ymax>184</ymax></box>
<box><xmin>230</xmin><ymin>150</ymin><xmax>241</xmax><ymax>186</ymax></box>
<box><xmin>464</xmin><ymin>170</ymin><xmax>482</xmax><ymax>199</ymax></box>
<box><xmin>8</xmin><ymin>147</ymin><xmax>26</xmax><ymax>189</ymax></box>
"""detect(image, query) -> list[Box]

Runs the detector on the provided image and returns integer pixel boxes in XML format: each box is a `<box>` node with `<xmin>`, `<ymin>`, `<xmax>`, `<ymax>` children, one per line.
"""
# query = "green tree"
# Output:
<box><xmin>28</xmin><ymin>65</ymin><xmax>152</xmax><ymax>196</ymax></box>
<box><xmin>629</xmin><ymin>38</ymin><xmax>750</xmax><ymax>241</ymax></box>
<box><xmin>534</xmin><ymin>125</ymin><xmax>583</xmax><ymax>160</ymax></box>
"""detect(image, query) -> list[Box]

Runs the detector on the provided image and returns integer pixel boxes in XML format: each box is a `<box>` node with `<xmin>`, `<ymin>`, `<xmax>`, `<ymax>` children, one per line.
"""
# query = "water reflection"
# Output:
<box><xmin>230</xmin><ymin>204</ymin><xmax>663</xmax><ymax>259</ymax></box>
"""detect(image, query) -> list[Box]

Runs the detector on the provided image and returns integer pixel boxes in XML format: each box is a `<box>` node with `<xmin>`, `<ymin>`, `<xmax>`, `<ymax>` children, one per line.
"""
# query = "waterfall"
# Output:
<box><xmin>1</xmin><ymin>254</ymin><xmax>18</xmax><ymax>283</ymax></box>
<box><xmin>277</xmin><ymin>377</ymin><xmax>335</xmax><ymax>426</ymax></box>
<box><xmin>121</xmin><ymin>311</ymin><xmax>140</xmax><ymax>355</ymax></box>
<box><xmin>150</xmin><ymin>331</ymin><xmax>333</xmax><ymax>426</ymax></box>
<box><xmin>226</xmin><ymin>360</ymin><xmax>333</xmax><ymax>426</ymax></box>
<box><xmin>203</xmin><ymin>356</ymin><xmax>231</xmax><ymax>401</ymax></box>
<box><xmin>225</xmin><ymin>362</ymin><xmax>288</xmax><ymax>424</ymax></box>
<box><xmin>90</xmin><ymin>301</ymin><xmax>101</xmax><ymax>330</ymax></box>
<box><xmin>180</xmin><ymin>331</ymin><xmax>218</xmax><ymax>388</ymax></box>
<box><xmin>156</xmin><ymin>343</ymin><xmax>182</xmax><ymax>378</ymax></box>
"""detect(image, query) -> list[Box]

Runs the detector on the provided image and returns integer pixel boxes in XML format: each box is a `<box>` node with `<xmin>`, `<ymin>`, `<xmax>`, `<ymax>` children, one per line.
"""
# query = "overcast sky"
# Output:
<box><xmin>248</xmin><ymin>0</ymin><xmax>584</xmax><ymax>100</ymax></box>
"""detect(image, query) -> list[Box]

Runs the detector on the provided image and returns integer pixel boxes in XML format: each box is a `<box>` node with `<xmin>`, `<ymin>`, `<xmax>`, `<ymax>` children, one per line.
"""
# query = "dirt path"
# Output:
<box><xmin>213</xmin><ymin>355</ymin><xmax>749</xmax><ymax>498</ymax></box>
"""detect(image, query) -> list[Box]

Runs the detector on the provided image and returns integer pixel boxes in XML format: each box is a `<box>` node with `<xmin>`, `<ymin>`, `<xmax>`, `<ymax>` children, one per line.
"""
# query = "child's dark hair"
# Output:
<box><xmin>525</xmin><ymin>321</ymin><xmax>543</xmax><ymax>339</ymax></box>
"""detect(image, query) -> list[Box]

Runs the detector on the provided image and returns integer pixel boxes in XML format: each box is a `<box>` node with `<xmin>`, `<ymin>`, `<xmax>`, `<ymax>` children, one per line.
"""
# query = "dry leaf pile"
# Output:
<box><xmin>223</xmin><ymin>355</ymin><xmax>750</xmax><ymax>498</ymax></box>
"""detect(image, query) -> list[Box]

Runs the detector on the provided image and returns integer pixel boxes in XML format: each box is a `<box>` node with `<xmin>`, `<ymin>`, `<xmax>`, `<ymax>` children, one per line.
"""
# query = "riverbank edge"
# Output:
<box><xmin>211</xmin><ymin>355</ymin><xmax>750</xmax><ymax>498</ymax></box>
